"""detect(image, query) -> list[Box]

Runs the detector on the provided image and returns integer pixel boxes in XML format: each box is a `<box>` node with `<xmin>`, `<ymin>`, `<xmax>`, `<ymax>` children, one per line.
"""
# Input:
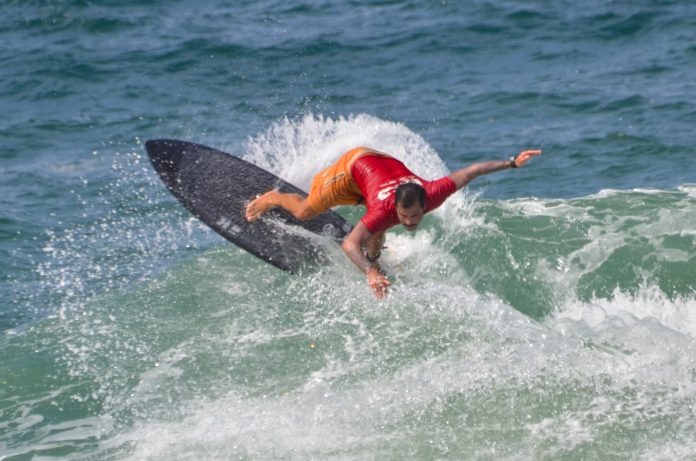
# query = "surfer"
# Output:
<box><xmin>246</xmin><ymin>147</ymin><xmax>541</xmax><ymax>298</ymax></box>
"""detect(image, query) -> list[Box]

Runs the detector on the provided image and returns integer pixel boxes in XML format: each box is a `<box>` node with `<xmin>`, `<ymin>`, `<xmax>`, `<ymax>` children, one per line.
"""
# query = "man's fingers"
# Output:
<box><xmin>521</xmin><ymin>149</ymin><xmax>542</xmax><ymax>158</ymax></box>
<box><xmin>372</xmin><ymin>284</ymin><xmax>388</xmax><ymax>298</ymax></box>
<box><xmin>368</xmin><ymin>274</ymin><xmax>390</xmax><ymax>298</ymax></box>
<box><xmin>514</xmin><ymin>149</ymin><xmax>542</xmax><ymax>167</ymax></box>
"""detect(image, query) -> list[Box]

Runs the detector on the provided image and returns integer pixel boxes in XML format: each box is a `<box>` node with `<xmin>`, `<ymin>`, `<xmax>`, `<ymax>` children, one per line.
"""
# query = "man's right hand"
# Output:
<box><xmin>367</xmin><ymin>267</ymin><xmax>391</xmax><ymax>299</ymax></box>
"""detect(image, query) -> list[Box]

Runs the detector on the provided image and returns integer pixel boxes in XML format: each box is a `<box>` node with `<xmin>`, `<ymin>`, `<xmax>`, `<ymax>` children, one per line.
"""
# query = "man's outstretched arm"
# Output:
<box><xmin>450</xmin><ymin>149</ymin><xmax>542</xmax><ymax>190</ymax></box>
<box><xmin>341</xmin><ymin>221</ymin><xmax>390</xmax><ymax>299</ymax></box>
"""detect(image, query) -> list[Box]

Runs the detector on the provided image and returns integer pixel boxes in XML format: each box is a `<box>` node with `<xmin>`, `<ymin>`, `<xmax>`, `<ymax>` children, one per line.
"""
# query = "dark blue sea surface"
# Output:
<box><xmin>1</xmin><ymin>1</ymin><xmax>695</xmax><ymax>459</ymax></box>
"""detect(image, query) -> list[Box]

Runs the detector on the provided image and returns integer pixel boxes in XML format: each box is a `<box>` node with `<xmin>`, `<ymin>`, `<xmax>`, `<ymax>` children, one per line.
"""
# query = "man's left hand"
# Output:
<box><xmin>513</xmin><ymin>149</ymin><xmax>542</xmax><ymax>167</ymax></box>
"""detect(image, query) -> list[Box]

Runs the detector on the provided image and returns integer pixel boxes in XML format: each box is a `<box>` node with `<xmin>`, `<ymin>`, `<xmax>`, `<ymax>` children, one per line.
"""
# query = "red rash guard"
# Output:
<box><xmin>351</xmin><ymin>155</ymin><xmax>456</xmax><ymax>234</ymax></box>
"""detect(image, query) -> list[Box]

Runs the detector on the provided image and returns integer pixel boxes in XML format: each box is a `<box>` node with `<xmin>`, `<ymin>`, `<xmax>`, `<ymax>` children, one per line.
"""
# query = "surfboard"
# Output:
<box><xmin>145</xmin><ymin>139</ymin><xmax>353</xmax><ymax>273</ymax></box>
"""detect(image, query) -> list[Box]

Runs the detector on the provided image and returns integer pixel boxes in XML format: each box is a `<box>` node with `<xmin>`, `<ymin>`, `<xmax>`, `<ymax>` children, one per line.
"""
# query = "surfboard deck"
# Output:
<box><xmin>145</xmin><ymin>139</ymin><xmax>353</xmax><ymax>273</ymax></box>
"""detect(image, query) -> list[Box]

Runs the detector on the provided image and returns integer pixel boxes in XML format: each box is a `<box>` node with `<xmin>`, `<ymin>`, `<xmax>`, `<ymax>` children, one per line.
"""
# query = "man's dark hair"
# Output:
<box><xmin>395</xmin><ymin>182</ymin><xmax>426</xmax><ymax>208</ymax></box>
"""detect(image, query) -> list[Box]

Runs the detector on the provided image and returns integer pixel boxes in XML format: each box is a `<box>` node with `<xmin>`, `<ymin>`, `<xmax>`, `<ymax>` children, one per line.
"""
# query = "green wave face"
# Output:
<box><xmin>3</xmin><ymin>117</ymin><xmax>694</xmax><ymax>459</ymax></box>
<box><xmin>433</xmin><ymin>187</ymin><xmax>696</xmax><ymax>320</ymax></box>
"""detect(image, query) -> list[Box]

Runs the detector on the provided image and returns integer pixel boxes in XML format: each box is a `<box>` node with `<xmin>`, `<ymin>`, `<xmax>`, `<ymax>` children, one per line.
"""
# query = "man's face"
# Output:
<box><xmin>396</xmin><ymin>203</ymin><xmax>425</xmax><ymax>232</ymax></box>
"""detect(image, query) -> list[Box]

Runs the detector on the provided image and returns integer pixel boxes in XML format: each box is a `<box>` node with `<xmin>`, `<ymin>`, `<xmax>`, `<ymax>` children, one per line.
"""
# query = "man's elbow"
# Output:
<box><xmin>341</xmin><ymin>239</ymin><xmax>356</xmax><ymax>255</ymax></box>
<box><xmin>451</xmin><ymin>175</ymin><xmax>470</xmax><ymax>190</ymax></box>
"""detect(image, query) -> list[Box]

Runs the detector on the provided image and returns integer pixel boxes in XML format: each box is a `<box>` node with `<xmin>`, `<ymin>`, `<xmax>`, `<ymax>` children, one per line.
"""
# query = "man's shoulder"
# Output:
<box><xmin>424</xmin><ymin>176</ymin><xmax>457</xmax><ymax>211</ymax></box>
<box><xmin>362</xmin><ymin>203</ymin><xmax>398</xmax><ymax>234</ymax></box>
<box><xmin>425</xmin><ymin>175</ymin><xmax>456</xmax><ymax>192</ymax></box>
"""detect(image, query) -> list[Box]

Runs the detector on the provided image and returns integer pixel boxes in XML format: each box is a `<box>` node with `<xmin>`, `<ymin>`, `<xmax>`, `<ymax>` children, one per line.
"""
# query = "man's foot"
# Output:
<box><xmin>245</xmin><ymin>190</ymin><xmax>278</xmax><ymax>222</ymax></box>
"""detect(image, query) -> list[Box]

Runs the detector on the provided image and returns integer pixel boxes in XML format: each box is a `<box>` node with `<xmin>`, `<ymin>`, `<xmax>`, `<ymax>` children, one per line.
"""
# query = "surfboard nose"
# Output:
<box><xmin>145</xmin><ymin>139</ymin><xmax>187</xmax><ymax>185</ymax></box>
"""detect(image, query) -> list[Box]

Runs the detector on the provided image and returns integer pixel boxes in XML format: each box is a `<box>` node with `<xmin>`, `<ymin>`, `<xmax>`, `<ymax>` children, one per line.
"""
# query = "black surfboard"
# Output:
<box><xmin>145</xmin><ymin>139</ymin><xmax>353</xmax><ymax>273</ymax></box>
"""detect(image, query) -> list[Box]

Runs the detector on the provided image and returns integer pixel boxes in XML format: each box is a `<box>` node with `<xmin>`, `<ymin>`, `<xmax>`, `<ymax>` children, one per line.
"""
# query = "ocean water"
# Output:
<box><xmin>2</xmin><ymin>1</ymin><xmax>696</xmax><ymax>460</ymax></box>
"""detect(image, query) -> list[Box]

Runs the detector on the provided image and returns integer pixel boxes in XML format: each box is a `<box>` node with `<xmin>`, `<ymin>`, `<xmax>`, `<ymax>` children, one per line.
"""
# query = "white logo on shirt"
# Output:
<box><xmin>376</xmin><ymin>177</ymin><xmax>423</xmax><ymax>201</ymax></box>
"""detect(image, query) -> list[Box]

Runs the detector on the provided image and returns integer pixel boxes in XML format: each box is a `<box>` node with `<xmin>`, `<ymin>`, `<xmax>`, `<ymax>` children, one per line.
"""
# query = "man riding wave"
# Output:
<box><xmin>246</xmin><ymin>147</ymin><xmax>541</xmax><ymax>298</ymax></box>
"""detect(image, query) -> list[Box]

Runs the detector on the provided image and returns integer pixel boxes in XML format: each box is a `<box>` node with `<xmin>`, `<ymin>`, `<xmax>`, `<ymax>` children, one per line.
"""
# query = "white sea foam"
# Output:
<box><xmin>109</xmin><ymin>276</ymin><xmax>696</xmax><ymax>460</ymax></box>
<box><xmin>242</xmin><ymin>113</ymin><xmax>450</xmax><ymax>190</ymax></box>
<box><xmin>241</xmin><ymin>113</ymin><xmax>488</xmax><ymax>236</ymax></box>
<box><xmin>676</xmin><ymin>183</ymin><xmax>696</xmax><ymax>198</ymax></box>
<box><xmin>552</xmin><ymin>283</ymin><xmax>696</xmax><ymax>339</ymax></box>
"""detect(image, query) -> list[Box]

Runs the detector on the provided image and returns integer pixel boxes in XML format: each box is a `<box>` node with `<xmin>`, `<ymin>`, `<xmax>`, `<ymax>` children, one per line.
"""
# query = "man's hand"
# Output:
<box><xmin>342</xmin><ymin>222</ymin><xmax>392</xmax><ymax>299</ymax></box>
<box><xmin>512</xmin><ymin>149</ymin><xmax>542</xmax><ymax>167</ymax></box>
<box><xmin>367</xmin><ymin>267</ymin><xmax>390</xmax><ymax>299</ymax></box>
<box><xmin>451</xmin><ymin>148</ymin><xmax>543</xmax><ymax>190</ymax></box>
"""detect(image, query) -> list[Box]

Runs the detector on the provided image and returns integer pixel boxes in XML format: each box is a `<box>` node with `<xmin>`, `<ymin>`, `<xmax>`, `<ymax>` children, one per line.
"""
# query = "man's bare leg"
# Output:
<box><xmin>245</xmin><ymin>190</ymin><xmax>319</xmax><ymax>222</ymax></box>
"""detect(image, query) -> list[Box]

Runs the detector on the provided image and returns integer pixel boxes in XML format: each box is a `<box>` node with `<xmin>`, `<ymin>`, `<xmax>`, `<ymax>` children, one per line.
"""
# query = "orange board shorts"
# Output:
<box><xmin>306</xmin><ymin>147</ymin><xmax>390</xmax><ymax>213</ymax></box>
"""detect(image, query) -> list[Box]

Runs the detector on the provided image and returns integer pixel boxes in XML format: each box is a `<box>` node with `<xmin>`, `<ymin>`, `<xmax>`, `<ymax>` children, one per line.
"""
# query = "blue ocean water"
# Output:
<box><xmin>1</xmin><ymin>1</ymin><xmax>695</xmax><ymax>459</ymax></box>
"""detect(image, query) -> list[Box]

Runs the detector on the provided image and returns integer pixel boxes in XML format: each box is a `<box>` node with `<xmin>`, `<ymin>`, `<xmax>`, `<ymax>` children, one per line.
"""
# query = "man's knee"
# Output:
<box><xmin>294</xmin><ymin>202</ymin><xmax>319</xmax><ymax>221</ymax></box>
